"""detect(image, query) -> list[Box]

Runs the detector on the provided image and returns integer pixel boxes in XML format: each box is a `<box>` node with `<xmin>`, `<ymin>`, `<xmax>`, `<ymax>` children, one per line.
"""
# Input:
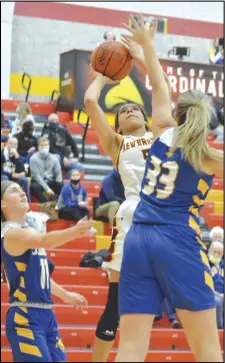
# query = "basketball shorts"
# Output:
<box><xmin>102</xmin><ymin>199</ymin><xmax>139</xmax><ymax>272</ymax></box>
<box><xmin>6</xmin><ymin>307</ymin><xmax>66</xmax><ymax>362</ymax></box>
<box><xmin>119</xmin><ymin>223</ymin><xmax>216</xmax><ymax>316</ymax></box>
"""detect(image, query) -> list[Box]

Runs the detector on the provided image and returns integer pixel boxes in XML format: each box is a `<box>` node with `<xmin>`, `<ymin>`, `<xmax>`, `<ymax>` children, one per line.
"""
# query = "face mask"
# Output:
<box><xmin>71</xmin><ymin>179</ymin><xmax>80</xmax><ymax>185</ymax></box>
<box><xmin>209</xmin><ymin>255</ymin><xmax>222</xmax><ymax>266</ymax></box>
<box><xmin>39</xmin><ymin>147</ymin><xmax>50</xmax><ymax>157</ymax></box>
<box><xmin>49</xmin><ymin>123</ymin><xmax>59</xmax><ymax>131</ymax></box>
<box><xmin>23</xmin><ymin>124</ymin><xmax>34</xmax><ymax>136</ymax></box>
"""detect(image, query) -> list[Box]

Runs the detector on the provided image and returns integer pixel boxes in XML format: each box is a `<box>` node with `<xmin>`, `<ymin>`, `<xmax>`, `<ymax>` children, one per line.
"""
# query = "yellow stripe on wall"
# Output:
<box><xmin>11</xmin><ymin>73</ymin><xmax>152</xmax><ymax>127</ymax></box>
<box><xmin>19</xmin><ymin>343</ymin><xmax>42</xmax><ymax>358</ymax></box>
<box><xmin>10</xmin><ymin>73</ymin><xmax>59</xmax><ymax>97</ymax></box>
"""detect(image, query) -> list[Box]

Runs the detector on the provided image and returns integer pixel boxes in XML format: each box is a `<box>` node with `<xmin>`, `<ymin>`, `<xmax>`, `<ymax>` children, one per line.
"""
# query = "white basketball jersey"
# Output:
<box><xmin>117</xmin><ymin>132</ymin><xmax>153</xmax><ymax>200</ymax></box>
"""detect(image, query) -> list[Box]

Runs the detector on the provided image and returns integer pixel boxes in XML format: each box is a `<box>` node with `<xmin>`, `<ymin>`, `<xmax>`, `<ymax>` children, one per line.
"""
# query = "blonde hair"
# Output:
<box><xmin>38</xmin><ymin>136</ymin><xmax>49</xmax><ymax>146</ymax></box>
<box><xmin>171</xmin><ymin>89</ymin><xmax>222</xmax><ymax>172</ymax></box>
<box><xmin>17</xmin><ymin>102</ymin><xmax>32</xmax><ymax>122</ymax></box>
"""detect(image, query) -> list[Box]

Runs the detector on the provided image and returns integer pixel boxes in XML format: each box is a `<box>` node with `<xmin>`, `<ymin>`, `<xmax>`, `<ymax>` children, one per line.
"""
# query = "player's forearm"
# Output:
<box><xmin>42</xmin><ymin>226</ymin><xmax>80</xmax><ymax>248</ymax></box>
<box><xmin>134</xmin><ymin>54</ymin><xmax>146</xmax><ymax>69</ymax></box>
<box><xmin>84</xmin><ymin>76</ymin><xmax>105</xmax><ymax>103</ymax></box>
<box><xmin>51</xmin><ymin>278</ymin><xmax>68</xmax><ymax>300</ymax></box>
<box><xmin>142</xmin><ymin>41</ymin><xmax>168</xmax><ymax>94</ymax></box>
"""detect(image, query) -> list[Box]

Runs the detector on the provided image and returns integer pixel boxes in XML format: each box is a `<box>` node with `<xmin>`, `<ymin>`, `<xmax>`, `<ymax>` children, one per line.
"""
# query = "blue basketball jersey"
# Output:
<box><xmin>133</xmin><ymin>127</ymin><xmax>214</xmax><ymax>235</ymax></box>
<box><xmin>1</xmin><ymin>222</ymin><xmax>53</xmax><ymax>305</ymax></box>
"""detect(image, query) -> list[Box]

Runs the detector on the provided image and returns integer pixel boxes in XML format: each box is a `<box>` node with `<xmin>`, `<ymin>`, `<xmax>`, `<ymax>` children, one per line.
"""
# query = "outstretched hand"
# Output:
<box><xmin>121</xmin><ymin>38</ymin><xmax>142</xmax><ymax>60</ymax></box>
<box><xmin>122</xmin><ymin>15</ymin><xmax>158</xmax><ymax>47</ymax></box>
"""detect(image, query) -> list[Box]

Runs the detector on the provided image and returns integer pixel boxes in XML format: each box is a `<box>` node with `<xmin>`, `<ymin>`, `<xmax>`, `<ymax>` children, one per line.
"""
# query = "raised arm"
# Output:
<box><xmin>84</xmin><ymin>73</ymin><xmax>123</xmax><ymax>166</ymax></box>
<box><xmin>122</xmin><ymin>38</ymin><xmax>172</xmax><ymax>108</ymax></box>
<box><xmin>4</xmin><ymin>218</ymin><xmax>92</xmax><ymax>256</ymax></box>
<box><xmin>122</xmin><ymin>16</ymin><xmax>176</xmax><ymax>137</ymax></box>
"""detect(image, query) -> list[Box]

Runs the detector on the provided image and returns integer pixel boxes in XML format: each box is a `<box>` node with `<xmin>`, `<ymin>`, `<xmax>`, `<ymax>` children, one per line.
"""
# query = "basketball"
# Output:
<box><xmin>91</xmin><ymin>40</ymin><xmax>133</xmax><ymax>81</ymax></box>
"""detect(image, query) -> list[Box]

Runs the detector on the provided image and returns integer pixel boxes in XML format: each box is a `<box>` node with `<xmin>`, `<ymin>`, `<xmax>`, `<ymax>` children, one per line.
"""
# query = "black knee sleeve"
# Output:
<box><xmin>96</xmin><ymin>283</ymin><xmax>119</xmax><ymax>341</ymax></box>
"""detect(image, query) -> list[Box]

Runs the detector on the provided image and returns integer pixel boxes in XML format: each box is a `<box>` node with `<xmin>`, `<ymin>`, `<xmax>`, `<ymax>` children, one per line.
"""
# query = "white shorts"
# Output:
<box><xmin>102</xmin><ymin>199</ymin><xmax>139</xmax><ymax>272</ymax></box>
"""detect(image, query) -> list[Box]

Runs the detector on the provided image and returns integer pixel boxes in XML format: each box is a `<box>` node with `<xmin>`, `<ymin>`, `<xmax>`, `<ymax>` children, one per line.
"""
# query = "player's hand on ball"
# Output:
<box><xmin>64</xmin><ymin>291</ymin><xmax>88</xmax><ymax>309</ymax></box>
<box><xmin>90</xmin><ymin>64</ymin><xmax>119</xmax><ymax>85</ymax></box>
<box><xmin>122</xmin><ymin>15</ymin><xmax>158</xmax><ymax>46</ymax></box>
<box><xmin>121</xmin><ymin>38</ymin><xmax>141</xmax><ymax>60</ymax></box>
<box><xmin>74</xmin><ymin>217</ymin><xmax>92</xmax><ymax>237</ymax></box>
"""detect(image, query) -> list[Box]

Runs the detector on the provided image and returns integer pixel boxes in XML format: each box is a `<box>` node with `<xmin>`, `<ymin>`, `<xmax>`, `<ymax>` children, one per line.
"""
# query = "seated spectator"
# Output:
<box><xmin>1</xmin><ymin>137</ymin><xmax>30</xmax><ymax>202</ymax></box>
<box><xmin>207</xmin><ymin>93</ymin><xmax>224</xmax><ymax>142</ymax></box>
<box><xmin>95</xmin><ymin>168</ymin><xmax>125</xmax><ymax>225</ymax></box>
<box><xmin>30</xmin><ymin>137</ymin><xmax>63</xmax><ymax>203</ymax></box>
<box><xmin>11</xmin><ymin>101</ymin><xmax>33</xmax><ymax>135</ymax></box>
<box><xmin>1</xmin><ymin>111</ymin><xmax>13</xmax><ymax>142</ymax></box>
<box><xmin>209</xmin><ymin>39</ymin><xmax>224</xmax><ymax>65</ymax></box>
<box><xmin>57</xmin><ymin>169</ymin><xmax>90</xmax><ymax>221</ymax></box>
<box><xmin>154</xmin><ymin>299</ymin><xmax>182</xmax><ymax>329</ymax></box>
<box><xmin>14</xmin><ymin>115</ymin><xmax>37</xmax><ymax>167</ymax></box>
<box><xmin>208</xmin><ymin>241</ymin><xmax>224</xmax><ymax>329</ymax></box>
<box><xmin>41</xmin><ymin>113</ymin><xmax>83</xmax><ymax>177</ymax></box>
<box><xmin>209</xmin><ymin>226</ymin><xmax>224</xmax><ymax>245</ymax></box>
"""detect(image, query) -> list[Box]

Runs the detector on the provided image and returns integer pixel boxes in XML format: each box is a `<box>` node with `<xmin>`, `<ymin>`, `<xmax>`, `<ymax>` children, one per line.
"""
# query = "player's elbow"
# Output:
<box><xmin>84</xmin><ymin>96</ymin><xmax>96</xmax><ymax>109</ymax></box>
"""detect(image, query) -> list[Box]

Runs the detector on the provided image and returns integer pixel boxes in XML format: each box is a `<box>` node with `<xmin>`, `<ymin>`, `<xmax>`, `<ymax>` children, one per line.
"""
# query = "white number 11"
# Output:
<box><xmin>40</xmin><ymin>259</ymin><xmax>50</xmax><ymax>289</ymax></box>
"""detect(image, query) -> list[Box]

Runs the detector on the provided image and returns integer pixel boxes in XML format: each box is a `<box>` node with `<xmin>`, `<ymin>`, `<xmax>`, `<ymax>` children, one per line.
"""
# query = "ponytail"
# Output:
<box><xmin>171</xmin><ymin>90</ymin><xmax>222</xmax><ymax>172</ymax></box>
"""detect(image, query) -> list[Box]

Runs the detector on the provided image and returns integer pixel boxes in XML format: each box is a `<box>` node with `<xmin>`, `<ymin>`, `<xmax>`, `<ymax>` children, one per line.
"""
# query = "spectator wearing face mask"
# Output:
<box><xmin>1</xmin><ymin>137</ymin><xmax>31</xmax><ymax>202</ymax></box>
<box><xmin>57</xmin><ymin>169</ymin><xmax>90</xmax><ymax>221</ymax></box>
<box><xmin>209</xmin><ymin>226</ymin><xmax>224</xmax><ymax>245</ymax></box>
<box><xmin>208</xmin><ymin>241</ymin><xmax>224</xmax><ymax>329</ymax></box>
<box><xmin>41</xmin><ymin>113</ymin><xmax>83</xmax><ymax>177</ymax></box>
<box><xmin>11</xmin><ymin>102</ymin><xmax>33</xmax><ymax>136</ymax></box>
<box><xmin>14</xmin><ymin>115</ymin><xmax>37</xmax><ymax>167</ymax></box>
<box><xmin>30</xmin><ymin>137</ymin><xmax>63</xmax><ymax>203</ymax></box>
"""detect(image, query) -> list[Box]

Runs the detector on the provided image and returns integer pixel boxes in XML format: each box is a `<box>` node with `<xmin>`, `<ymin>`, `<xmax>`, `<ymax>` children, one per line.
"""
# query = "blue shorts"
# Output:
<box><xmin>6</xmin><ymin>307</ymin><xmax>66</xmax><ymax>362</ymax></box>
<box><xmin>119</xmin><ymin>224</ymin><xmax>216</xmax><ymax>316</ymax></box>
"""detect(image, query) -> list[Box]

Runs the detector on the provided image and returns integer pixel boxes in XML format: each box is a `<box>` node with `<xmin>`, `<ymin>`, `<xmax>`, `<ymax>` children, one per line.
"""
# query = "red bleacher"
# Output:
<box><xmin>1</xmin><ymin>100</ymin><xmax>224</xmax><ymax>363</ymax></box>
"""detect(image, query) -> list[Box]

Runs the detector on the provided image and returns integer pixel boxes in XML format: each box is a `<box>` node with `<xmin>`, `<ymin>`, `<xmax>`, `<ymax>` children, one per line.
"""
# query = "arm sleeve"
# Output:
<box><xmin>82</xmin><ymin>187</ymin><xmax>87</xmax><ymax>201</ymax></box>
<box><xmin>62</xmin><ymin>185</ymin><xmax>79</xmax><ymax>208</ymax></box>
<box><xmin>30</xmin><ymin>157</ymin><xmax>49</xmax><ymax>191</ymax></box>
<box><xmin>15</xmin><ymin>157</ymin><xmax>25</xmax><ymax>173</ymax></box>
<box><xmin>54</xmin><ymin>158</ymin><xmax>63</xmax><ymax>183</ymax></box>
<box><xmin>66</xmin><ymin>131</ymin><xmax>79</xmax><ymax>158</ymax></box>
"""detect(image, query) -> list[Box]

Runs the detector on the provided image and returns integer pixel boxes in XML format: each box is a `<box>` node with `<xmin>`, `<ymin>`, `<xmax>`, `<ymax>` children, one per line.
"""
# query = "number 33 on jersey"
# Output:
<box><xmin>135</xmin><ymin>128</ymin><xmax>213</xmax><ymax>233</ymax></box>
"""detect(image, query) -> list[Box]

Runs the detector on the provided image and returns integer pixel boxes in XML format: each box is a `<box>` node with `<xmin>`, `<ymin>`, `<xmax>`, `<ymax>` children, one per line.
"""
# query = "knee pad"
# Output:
<box><xmin>96</xmin><ymin>283</ymin><xmax>119</xmax><ymax>341</ymax></box>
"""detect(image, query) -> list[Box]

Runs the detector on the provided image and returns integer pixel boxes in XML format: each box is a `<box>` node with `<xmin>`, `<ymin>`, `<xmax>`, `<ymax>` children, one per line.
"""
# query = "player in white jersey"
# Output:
<box><xmin>84</xmin><ymin>41</ymin><xmax>170</xmax><ymax>362</ymax></box>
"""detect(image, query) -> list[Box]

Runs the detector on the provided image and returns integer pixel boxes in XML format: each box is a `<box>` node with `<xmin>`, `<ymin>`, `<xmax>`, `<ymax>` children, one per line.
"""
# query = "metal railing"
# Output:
<box><xmin>50</xmin><ymin>89</ymin><xmax>59</xmax><ymax>103</ymax></box>
<box><xmin>77</xmin><ymin>108</ymin><xmax>90</xmax><ymax>162</ymax></box>
<box><xmin>21</xmin><ymin>73</ymin><xmax>32</xmax><ymax>102</ymax></box>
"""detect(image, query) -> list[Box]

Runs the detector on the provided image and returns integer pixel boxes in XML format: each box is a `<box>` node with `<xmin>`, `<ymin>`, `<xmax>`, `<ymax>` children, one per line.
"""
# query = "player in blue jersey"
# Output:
<box><xmin>1</xmin><ymin>180</ymin><xmax>92</xmax><ymax>362</ymax></box>
<box><xmin>115</xmin><ymin>16</ymin><xmax>223</xmax><ymax>362</ymax></box>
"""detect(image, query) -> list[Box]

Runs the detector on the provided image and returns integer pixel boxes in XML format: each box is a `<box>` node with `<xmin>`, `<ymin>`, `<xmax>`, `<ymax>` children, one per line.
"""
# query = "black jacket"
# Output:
<box><xmin>14</xmin><ymin>131</ymin><xmax>38</xmax><ymax>157</ymax></box>
<box><xmin>1</xmin><ymin>149</ymin><xmax>25</xmax><ymax>179</ymax></box>
<box><xmin>41</xmin><ymin>124</ymin><xmax>79</xmax><ymax>161</ymax></box>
